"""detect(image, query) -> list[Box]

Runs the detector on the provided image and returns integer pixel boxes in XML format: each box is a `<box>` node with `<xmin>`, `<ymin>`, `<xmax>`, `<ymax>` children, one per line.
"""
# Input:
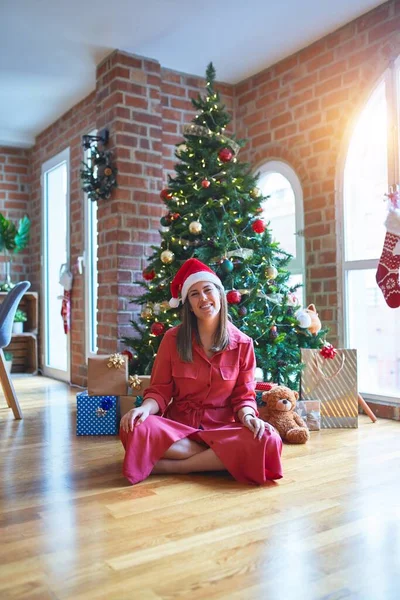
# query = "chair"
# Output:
<box><xmin>0</xmin><ymin>281</ymin><xmax>31</xmax><ymax>419</ymax></box>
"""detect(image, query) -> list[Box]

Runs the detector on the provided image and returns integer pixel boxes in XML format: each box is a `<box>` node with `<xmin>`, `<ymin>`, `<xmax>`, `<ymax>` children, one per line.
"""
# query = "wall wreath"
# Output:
<box><xmin>80</xmin><ymin>147</ymin><xmax>118</xmax><ymax>202</ymax></box>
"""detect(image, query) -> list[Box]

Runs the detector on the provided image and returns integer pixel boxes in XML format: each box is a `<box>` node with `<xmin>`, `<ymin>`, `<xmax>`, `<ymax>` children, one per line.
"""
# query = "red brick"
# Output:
<box><xmin>274</xmin><ymin>123</ymin><xmax>297</xmax><ymax>141</ymax></box>
<box><xmin>125</xmin><ymin>95</ymin><xmax>148</xmax><ymax>109</ymax></box>
<box><xmin>306</xmin><ymin>50</ymin><xmax>335</xmax><ymax>72</ymax></box>
<box><xmin>270</xmin><ymin>111</ymin><xmax>292</xmax><ymax>129</ymax></box>
<box><xmin>368</xmin><ymin>15</ymin><xmax>400</xmax><ymax>43</ymax></box>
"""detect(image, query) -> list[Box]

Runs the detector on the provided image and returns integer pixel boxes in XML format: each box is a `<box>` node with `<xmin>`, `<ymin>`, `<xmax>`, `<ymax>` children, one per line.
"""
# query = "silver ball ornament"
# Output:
<box><xmin>265</xmin><ymin>266</ymin><xmax>278</xmax><ymax>280</ymax></box>
<box><xmin>189</xmin><ymin>221</ymin><xmax>202</xmax><ymax>235</ymax></box>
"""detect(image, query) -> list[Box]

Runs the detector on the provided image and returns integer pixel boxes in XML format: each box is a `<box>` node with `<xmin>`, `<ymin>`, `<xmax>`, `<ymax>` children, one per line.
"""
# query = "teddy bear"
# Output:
<box><xmin>295</xmin><ymin>303</ymin><xmax>321</xmax><ymax>335</ymax></box>
<box><xmin>259</xmin><ymin>385</ymin><xmax>310</xmax><ymax>444</ymax></box>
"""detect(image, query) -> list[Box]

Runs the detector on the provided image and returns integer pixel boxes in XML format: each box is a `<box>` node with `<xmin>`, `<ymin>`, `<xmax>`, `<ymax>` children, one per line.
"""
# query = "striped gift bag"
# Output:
<box><xmin>300</xmin><ymin>349</ymin><xmax>358</xmax><ymax>429</ymax></box>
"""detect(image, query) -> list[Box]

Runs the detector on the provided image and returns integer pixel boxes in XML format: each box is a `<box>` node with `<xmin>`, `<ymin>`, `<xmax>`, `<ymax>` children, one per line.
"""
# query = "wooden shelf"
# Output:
<box><xmin>0</xmin><ymin>291</ymin><xmax>39</xmax><ymax>375</ymax></box>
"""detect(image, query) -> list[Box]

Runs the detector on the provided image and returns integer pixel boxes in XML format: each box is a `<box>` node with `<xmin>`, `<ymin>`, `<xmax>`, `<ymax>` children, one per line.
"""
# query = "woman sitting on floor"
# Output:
<box><xmin>120</xmin><ymin>258</ymin><xmax>283</xmax><ymax>485</ymax></box>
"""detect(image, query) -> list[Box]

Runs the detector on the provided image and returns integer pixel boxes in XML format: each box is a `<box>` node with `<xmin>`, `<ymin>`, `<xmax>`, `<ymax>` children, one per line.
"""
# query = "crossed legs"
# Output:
<box><xmin>151</xmin><ymin>437</ymin><xmax>225</xmax><ymax>475</ymax></box>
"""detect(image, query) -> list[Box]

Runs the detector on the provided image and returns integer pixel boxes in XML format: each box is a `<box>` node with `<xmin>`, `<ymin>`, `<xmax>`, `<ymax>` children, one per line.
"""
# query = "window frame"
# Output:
<box><xmin>256</xmin><ymin>159</ymin><xmax>306</xmax><ymax>297</ymax></box>
<box><xmin>83</xmin><ymin>134</ymin><xmax>98</xmax><ymax>360</ymax></box>
<box><xmin>341</xmin><ymin>64</ymin><xmax>400</xmax><ymax>403</ymax></box>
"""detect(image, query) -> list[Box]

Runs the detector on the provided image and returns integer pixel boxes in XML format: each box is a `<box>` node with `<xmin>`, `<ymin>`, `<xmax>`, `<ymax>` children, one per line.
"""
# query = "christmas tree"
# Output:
<box><xmin>122</xmin><ymin>63</ymin><xmax>327</xmax><ymax>388</ymax></box>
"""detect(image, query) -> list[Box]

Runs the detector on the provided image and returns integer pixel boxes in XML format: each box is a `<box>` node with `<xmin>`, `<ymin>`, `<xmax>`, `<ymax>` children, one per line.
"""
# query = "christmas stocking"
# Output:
<box><xmin>59</xmin><ymin>264</ymin><xmax>73</xmax><ymax>334</ymax></box>
<box><xmin>376</xmin><ymin>208</ymin><xmax>400</xmax><ymax>308</ymax></box>
<box><xmin>61</xmin><ymin>290</ymin><xmax>71</xmax><ymax>334</ymax></box>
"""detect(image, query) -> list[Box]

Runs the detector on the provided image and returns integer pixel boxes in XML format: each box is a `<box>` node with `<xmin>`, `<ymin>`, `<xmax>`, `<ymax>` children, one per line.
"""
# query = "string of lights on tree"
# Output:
<box><xmin>122</xmin><ymin>63</ymin><xmax>327</xmax><ymax>386</ymax></box>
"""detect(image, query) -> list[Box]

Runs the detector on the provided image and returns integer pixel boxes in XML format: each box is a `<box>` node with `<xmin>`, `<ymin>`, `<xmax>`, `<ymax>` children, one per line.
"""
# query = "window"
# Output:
<box><xmin>41</xmin><ymin>148</ymin><xmax>70</xmax><ymax>381</ymax></box>
<box><xmin>343</xmin><ymin>67</ymin><xmax>400</xmax><ymax>401</ymax></box>
<box><xmin>257</xmin><ymin>161</ymin><xmax>305</xmax><ymax>305</ymax></box>
<box><xmin>84</xmin><ymin>139</ymin><xmax>98</xmax><ymax>358</ymax></box>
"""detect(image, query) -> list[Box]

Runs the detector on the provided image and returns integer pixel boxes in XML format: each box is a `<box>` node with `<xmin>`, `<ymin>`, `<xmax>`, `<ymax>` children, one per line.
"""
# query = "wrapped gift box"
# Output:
<box><xmin>76</xmin><ymin>391</ymin><xmax>119</xmax><ymax>435</ymax></box>
<box><xmin>295</xmin><ymin>399</ymin><xmax>321</xmax><ymax>431</ymax></box>
<box><xmin>120</xmin><ymin>375</ymin><xmax>152</xmax><ymax>419</ymax></box>
<box><xmin>87</xmin><ymin>353</ymin><xmax>128</xmax><ymax>396</ymax></box>
<box><xmin>119</xmin><ymin>395</ymin><xmax>143</xmax><ymax>419</ymax></box>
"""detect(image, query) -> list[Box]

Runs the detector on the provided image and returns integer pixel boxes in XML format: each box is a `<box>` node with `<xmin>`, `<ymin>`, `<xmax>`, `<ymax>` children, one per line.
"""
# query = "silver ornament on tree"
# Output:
<box><xmin>141</xmin><ymin>305</ymin><xmax>153</xmax><ymax>319</ymax></box>
<box><xmin>265</xmin><ymin>266</ymin><xmax>278</xmax><ymax>280</ymax></box>
<box><xmin>160</xmin><ymin>250</ymin><xmax>175</xmax><ymax>264</ymax></box>
<box><xmin>189</xmin><ymin>221</ymin><xmax>202</xmax><ymax>235</ymax></box>
<box><xmin>176</xmin><ymin>144</ymin><xmax>187</xmax><ymax>156</ymax></box>
<box><xmin>250</xmin><ymin>187</ymin><xmax>261</xmax><ymax>199</ymax></box>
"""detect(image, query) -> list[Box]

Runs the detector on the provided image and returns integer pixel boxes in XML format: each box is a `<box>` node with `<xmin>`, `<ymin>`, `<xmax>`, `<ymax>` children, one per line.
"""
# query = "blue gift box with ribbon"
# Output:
<box><xmin>76</xmin><ymin>391</ymin><xmax>119</xmax><ymax>435</ymax></box>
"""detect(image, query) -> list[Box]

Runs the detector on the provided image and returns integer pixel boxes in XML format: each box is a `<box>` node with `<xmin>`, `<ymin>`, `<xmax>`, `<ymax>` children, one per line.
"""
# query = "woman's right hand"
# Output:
<box><xmin>120</xmin><ymin>406</ymin><xmax>151</xmax><ymax>433</ymax></box>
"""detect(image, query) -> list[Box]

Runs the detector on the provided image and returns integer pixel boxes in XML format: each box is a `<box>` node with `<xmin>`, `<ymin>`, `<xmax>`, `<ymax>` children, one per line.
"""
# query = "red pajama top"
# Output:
<box><xmin>143</xmin><ymin>321</ymin><xmax>259</xmax><ymax>429</ymax></box>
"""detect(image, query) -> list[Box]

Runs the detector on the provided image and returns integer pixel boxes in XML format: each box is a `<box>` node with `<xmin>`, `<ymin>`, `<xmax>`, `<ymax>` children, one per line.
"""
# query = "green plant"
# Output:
<box><xmin>0</xmin><ymin>213</ymin><xmax>31</xmax><ymax>291</ymax></box>
<box><xmin>14</xmin><ymin>309</ymin><xmax>27</xmax><ymax>323</ymax></box>
<box><xmin>3</xmin><ymin>351</ymin><xmax>13</xmax><ymax>362</ymax></box>
<box><xmin>0</xmin><ymin>214</ymin><xmax>30</xmax><ymax>256</ymax></box>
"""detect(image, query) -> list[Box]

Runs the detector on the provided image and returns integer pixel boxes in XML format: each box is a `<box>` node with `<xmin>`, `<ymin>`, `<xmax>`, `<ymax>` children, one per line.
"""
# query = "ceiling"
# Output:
<box><xmin>1</xmin><ymin>0</ymin><xmax>385</xmax><ymax>148</ymax></box>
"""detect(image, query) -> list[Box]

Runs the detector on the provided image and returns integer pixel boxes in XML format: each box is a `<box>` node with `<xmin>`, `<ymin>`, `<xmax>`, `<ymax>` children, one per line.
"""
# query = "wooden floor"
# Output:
<box><xmin>1</xmin><ymin>378</ymin><xmax>400</xmax><ymax>600</ymax></box>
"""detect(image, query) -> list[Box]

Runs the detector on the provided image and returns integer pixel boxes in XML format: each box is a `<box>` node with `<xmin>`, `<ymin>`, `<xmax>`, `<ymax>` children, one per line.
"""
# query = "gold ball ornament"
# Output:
<box><xmin>189</xmin><ymin>221</ymin><xmax>202</xmax><ymax>235</ymax></box>
<box><xmin>160</xmin><ymin>250</ymin><xmax>175</xmax><ymax>264</ymax></box>
<box><xmin>160</xmin><ymin>300</ymin><xmax>171</xmax><ymax>312</ymax></box>
<box><xmin>104</xmin><ymin>167</ymin><xmax>112</xmax><ymax>176</ymax></box>
<box><xmin>265</xmin><ymin>266</ymin><xmax>278</xmax><ymax>280</ymax></box>
<box><xmin>176</xmin><ymin>144</ymin><xmax>187</xmax><ymax>156</ymax></box>
<box><xmin>141</xmin><ymin>306</ymin><xmax>153</xmax><ymax>319</ymax></box>
<box><xmin>250</xmin><ymin>187</ymin><xmax>261</xmax><ymax>198</ymax></box>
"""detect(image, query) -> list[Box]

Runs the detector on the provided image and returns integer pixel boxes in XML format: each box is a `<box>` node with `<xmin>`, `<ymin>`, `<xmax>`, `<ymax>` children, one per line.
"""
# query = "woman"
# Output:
<box><xmin>120</xmin><ymin>258</ymin><xmax>283</xmax><ymax>485</ymax></box>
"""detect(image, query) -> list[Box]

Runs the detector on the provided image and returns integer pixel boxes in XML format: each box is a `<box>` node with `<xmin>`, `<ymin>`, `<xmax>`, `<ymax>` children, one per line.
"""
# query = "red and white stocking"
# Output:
<box><xmin>376</xmin><ymin>208</ymin><xmax>400</xmax><ymax>308</ymax></box>
<box><xmin>61</xmin><ymin>290</ymin><xmax>71</xmax><ymax>334</ymax></box>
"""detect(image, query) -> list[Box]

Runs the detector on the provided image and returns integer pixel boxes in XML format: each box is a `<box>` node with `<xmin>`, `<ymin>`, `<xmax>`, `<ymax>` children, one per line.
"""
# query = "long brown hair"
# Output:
<box><xmin>176</xmin><ymin>283</ymin><xmax>229</xmax><ymax>362</ymax></box>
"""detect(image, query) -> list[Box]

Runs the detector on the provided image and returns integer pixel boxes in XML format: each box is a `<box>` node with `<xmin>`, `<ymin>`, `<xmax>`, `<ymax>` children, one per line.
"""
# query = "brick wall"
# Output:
<box><xmin>235</xmin><ymin>0</ymin><xmax>400</xmax><ymax>345</ymax></box>
<box><xmin>0</xmin><ymin>147</ymin><xmax>30</xmax><ymax>282</ymax></box>
<box><xmin>11</xmin><ymin>0</ymin><xmax>400</xmax><ymax>397</ymax></box>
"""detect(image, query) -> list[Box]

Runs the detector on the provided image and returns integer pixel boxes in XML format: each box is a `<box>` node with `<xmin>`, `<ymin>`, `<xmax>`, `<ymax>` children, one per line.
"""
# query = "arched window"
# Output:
<box><xmin>343</xmin><ymin>66</ymin><xmax>400</xmax><ymax>401</ymax></box>
<box><xmin>257</xmin><ymin>160</ymin><xmax>305</xmax><ymax>305</ymax></box>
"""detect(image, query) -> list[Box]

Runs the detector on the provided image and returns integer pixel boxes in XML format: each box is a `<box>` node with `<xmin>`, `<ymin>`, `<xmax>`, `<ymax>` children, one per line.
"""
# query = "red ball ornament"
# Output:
<box><xmin>201</xmin><ymin>179</ymin><xmax>210</xmax><ymax>188</ymax></box>
<box><xmin>226</xmin><ymin>290</ymin><xmax>242</xmax><ymax>305</ymax></box>
<box><xmin>160</xmin><ymin>189</ymin><xmax>173</xmax><ymax>201</ymax></box>
<box><xmin>121</xmin><ymin>349</ymin><xmax>133</xmax><ymax>361</ymax></box>
<box><xmin>150</xmin><ymin>322</ymin><xmax>165</xmax><ymax>336</ymax></box>
<box><xmin>169</xmin><ymin>212</ymin><xmax>180</xmax><ymax>221</ymax></box>
<box><xmin>252</xmin><ymin>219</ymin><xmax>266</xmax><ymax>234</ymax></box>
<box><xmin>218</xmin><ymin>148</ymin><xmax>233</xmax><ymax>163</ymax></box>
<box><xmin>142</xmin><ymin>268</ymin><xmax>156</xmax><ymax>281</ymax></box>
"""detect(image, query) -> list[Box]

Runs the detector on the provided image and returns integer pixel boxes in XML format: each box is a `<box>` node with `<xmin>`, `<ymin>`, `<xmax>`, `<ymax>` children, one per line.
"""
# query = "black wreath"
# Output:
<box><xmin>80</xmin><ymin>147</ymin><xmax>118</xmax><ymax>202</ymax></box>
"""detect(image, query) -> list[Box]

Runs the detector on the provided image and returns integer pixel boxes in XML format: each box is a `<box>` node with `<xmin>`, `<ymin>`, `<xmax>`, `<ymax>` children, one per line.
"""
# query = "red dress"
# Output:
<box><xmin>120</xmin><ymin>322</ymin><xmax>283</xmax><ymax>485</ymax></box>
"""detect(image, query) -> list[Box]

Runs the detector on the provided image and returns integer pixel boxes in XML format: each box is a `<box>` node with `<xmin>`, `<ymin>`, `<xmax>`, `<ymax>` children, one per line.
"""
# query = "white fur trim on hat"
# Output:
<box><xmin>386</xmin><ymin>208</ymin><xmax>400</xmax><ymax>236</ymax></box>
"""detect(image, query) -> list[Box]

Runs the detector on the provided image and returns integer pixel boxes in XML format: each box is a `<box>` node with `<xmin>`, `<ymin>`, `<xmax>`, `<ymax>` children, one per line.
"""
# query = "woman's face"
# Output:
<box><xmin>187</xmin><ymin>281</ymin><xmax>221</xmax><ymax>322</ymax></box>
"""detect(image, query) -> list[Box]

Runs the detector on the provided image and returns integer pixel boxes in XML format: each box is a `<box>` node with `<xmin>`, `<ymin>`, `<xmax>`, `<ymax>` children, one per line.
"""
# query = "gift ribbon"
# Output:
<box><xmin>107</xmin><ymin>353</ymin><xmax>125</xmax><ymax>369</ymax></box>
<box><xmin>128</xmin><ymin>375</ymin><xmax>142</xmax><ymax>390</ymax></box>
<box><xmin>314</xmin><ymin>351</ymin><xmax>346</xmax><ymax>380</ymax></box>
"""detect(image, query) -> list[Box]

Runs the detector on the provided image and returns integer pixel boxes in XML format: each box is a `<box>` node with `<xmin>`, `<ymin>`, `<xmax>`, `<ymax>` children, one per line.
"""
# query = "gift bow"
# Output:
<box><xmin>128</xmin><ymin>375</ymin><xmax>142</xmax><ymax>390</ymax></box>
<box><xmin>107</xmin><ymin>353</ymin><xmax>126</xmax><ymax>369</ymax></box>
<box><xmin>320</xmin><ymin>343</ymin><xmax>337</xmax><ymax>360</ymax></box>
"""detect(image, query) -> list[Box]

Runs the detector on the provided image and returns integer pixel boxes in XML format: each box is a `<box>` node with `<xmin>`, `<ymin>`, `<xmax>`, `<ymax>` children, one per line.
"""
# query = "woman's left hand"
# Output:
<box><xmin>243</xmin><ymin>415</ymin><xmax>274</xmax><ymax>440</ymax></box>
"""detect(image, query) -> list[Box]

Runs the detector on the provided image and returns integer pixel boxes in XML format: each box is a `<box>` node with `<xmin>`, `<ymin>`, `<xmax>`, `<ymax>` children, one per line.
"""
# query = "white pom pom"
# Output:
<box><xmin>169</xmin><ymin>297</ymin><xmax>180</xmax><ymax>308</ymax></box>
<box><xmin>255</xmin><ymin>367</ymin><xmax>264</xmax><ymax>382</ymax></box>
<box><xmin>296</xmin><ymin>309</ymin><xmax>312</xmax><ymax>328</ymax></box>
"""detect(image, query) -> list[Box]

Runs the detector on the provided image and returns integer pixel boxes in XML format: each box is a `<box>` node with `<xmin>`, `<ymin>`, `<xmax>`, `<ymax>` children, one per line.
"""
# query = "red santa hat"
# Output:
<box><xmin>169</xmin><ymin>258</ymin><xmax>223</xmax><ymax>308</ymax></box>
